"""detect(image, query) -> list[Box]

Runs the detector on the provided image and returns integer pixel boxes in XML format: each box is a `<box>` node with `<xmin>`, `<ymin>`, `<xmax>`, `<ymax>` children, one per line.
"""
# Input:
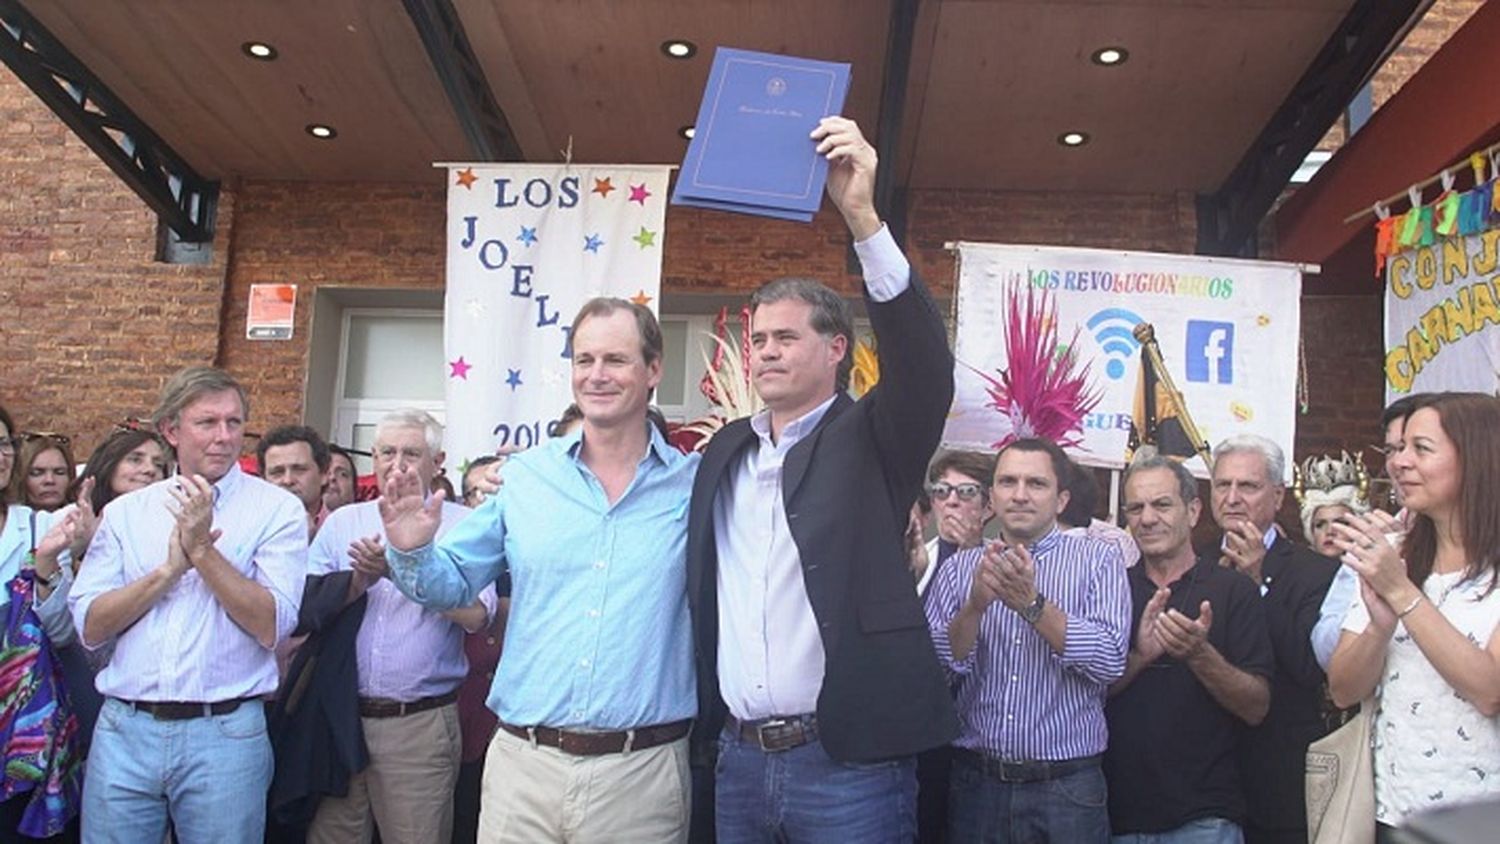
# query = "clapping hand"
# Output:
<box><xmin>990</xmin><ymin>542</ymin><xmax>1039</xmax><ymax>613</ymax></box>
<box><xmin>1156</xmin><ymin>600</ymin><xmax>1214</xmax><ymax>661</ymax></box>
<box><xmin>1219</xmin><ymin>520</ymin><xmax>1268</xmax><ymax>585</ymax></box>
<box><xmin>1134</xmin><ymin>587</ymin><xmax>1171</xmax><ymax>664</ymax></box>
<box><xmin>167</xmin><ymin>475</ymin><xmax>218</xmax><ymax>561</ymax></box>
<box><xmin>349</xmin><ymin>534</ymin><xmax>389</xmax><ymax>593</ymax></box>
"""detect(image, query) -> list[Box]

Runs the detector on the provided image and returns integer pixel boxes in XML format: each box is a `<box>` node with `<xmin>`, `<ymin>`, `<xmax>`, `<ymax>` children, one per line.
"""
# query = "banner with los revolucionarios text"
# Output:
<box><xmin>443</xmin><ymin>164</ymin><xmax>671</xmax><ymax>465</ymax></box>
<box><xmin>945</xmin><ymin>243</ymin><xmax>1303</xmax><ymax>478</ymax></box>
<box><xmin>1383</xmin><ymin>228</ymin><xmax>1500</xmax><ymax>404</ymax></box>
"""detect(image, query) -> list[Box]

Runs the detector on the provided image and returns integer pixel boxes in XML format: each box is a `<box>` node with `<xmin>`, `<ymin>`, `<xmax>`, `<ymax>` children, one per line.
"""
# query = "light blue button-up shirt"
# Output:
<box><xmin>388</xmin><ymin>424</ymin><xmax>698</xmax><ymax>730</ymax></box>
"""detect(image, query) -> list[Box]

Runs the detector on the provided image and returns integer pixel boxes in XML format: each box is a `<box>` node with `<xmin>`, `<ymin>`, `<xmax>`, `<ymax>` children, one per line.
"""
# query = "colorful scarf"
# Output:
<box><xmin>0</xmin><ymin>569</ymin><xmax>81</xmax><ymax>837</ymax></box>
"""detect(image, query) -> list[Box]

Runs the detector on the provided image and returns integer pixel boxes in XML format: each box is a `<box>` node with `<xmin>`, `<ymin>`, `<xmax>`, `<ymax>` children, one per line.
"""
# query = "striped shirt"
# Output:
<box><xmin>925</xmin><ymin>527</ymin><xmax>1130</xmax><ymax>760</ymax></box>
<box><xmin>309</xmin><ymin>499</ymin><xmax>497</xmax><ymax>701</ymax></box>
<box><xmin>387</xmin><ymin>423</ymin><xmax>698</xmax><ymax>730</ymax></box>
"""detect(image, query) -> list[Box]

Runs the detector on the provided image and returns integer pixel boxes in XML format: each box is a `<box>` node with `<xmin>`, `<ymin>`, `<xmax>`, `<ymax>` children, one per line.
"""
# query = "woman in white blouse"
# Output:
<box><xmin>1328</xmin><ymin>392</ymin><xmax>1500</xmax><ymax>839</ymax></box>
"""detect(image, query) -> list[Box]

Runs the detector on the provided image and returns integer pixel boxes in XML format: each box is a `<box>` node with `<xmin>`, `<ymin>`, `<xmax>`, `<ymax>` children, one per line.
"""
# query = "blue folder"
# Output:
<box><xmin>672</xmin><ymin>48</ymin><xmax>852</xmax><ymax>222</ymax></box>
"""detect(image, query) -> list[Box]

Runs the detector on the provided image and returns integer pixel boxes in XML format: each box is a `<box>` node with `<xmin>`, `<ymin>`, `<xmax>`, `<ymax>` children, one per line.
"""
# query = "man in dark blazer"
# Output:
<box><xmin>686</xmin><ymin>115</ymin><xmax>959</xmax><ymax>843</ymax></box>
<box><xmin>1210</xmin><ymin>435</ymin><xmax>1338</xmax><ymax>844</ymax></box>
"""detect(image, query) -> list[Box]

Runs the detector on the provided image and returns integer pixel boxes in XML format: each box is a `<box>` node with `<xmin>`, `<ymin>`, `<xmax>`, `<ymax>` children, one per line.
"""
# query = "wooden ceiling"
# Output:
<box><xmin>19</xmin><ymin>0</ymin><xmax>1359</xmax><ymax>194</ymax></box>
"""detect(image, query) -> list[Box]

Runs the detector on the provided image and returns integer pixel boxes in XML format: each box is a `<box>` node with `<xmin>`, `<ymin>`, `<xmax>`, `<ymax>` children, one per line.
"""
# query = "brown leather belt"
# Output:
<box><xmin>497</xmin><ymin>718</ymin><xmax>691</xmax><ymax>756</ymax></box>
<box><xmin>358</xmin><ymin>690</ymin><xmax>459</xmax><ymax>719</ymax></box>
<box><xmin>727</xmin><ymin>713</ymin><xmax>818</xmax><ymax>753</ymax></box>
<box><xmin>118</xmin><ymin>697</ymin><xmax>255</xmax><ymax>721</ymax></box>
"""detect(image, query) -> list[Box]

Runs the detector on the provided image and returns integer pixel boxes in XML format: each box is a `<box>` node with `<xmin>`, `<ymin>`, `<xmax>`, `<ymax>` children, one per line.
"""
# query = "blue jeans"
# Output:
<box><xmin>715</xmin><ymin>726</ymin><xmax>916</xmax><ymax>843</ymax></box>
<box><xmin>948</xmin><ymin>754</ymin><xmax>1109</xmax><ymax>843</ymax></box>
<box><xmin>1114</xmin><ymin>818</ymin><xmax>1244</xmax><ymax>844</ymax></box>
<box><xmin>82</xmin><ymin>698</ymin><xmax>273</xmax><ymax>844</ymax></box>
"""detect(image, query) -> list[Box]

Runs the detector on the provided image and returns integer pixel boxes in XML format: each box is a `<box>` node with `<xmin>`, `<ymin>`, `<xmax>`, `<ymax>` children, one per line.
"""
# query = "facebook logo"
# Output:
<box><xmin>1185</xmin><ymin>321</ymin><xmax>1234</xmax><ymax>384</ymax></box>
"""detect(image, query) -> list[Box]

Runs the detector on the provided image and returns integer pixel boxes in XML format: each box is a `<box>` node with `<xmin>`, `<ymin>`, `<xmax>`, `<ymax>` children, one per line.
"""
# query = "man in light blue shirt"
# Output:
<box><xmin>382</xmin><ymin>299</ymin><xmax>698</xmax><ymax>843</ymax></box>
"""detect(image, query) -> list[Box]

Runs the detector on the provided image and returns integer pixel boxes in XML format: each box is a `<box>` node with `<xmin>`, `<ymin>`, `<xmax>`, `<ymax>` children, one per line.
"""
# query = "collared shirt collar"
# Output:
<box><xmin>1027</xmin><ymin>525</ymin><xmax>1064</xmax><ymax>556</ymax></box>
<box><xmin>750</xmin><ymin>393</ymin><xmax>838</xmax><ymax>448</ymax></box>
<box><xmin>564</xmin><ymin>418</ymin><xmax>670</xmax><ymax>467</ymax></box>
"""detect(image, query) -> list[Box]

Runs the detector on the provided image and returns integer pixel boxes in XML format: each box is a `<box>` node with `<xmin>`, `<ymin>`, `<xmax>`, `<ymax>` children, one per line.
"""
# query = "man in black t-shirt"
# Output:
<box><xmin>1106</xmin><ymin>454</ymin><xmax>1275</xmax><ymax>841</ymax></box>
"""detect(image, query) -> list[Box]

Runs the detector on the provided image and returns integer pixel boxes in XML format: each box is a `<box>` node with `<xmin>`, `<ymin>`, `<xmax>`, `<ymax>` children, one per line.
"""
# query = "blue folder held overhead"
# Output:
<box><xmin>672</xmin><ymin>47</ymin><xmax>852</xmax><ymax>222</ymax></box>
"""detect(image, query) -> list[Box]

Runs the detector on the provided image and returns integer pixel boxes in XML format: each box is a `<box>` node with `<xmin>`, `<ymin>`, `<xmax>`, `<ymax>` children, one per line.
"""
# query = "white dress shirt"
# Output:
<box><xmin>69</xmin><ymin>465</ymin><xmax>308</xmax><ymax>702</ymax></box>
<box><xmin>714</xmin><ymin>223</ymin><xmax>912</xmax><ymax>721</ymax></box>
<box><xmin>310</xmin><ymin>499</ymin><xmax>496</xmax><ymax>701</ymax></box>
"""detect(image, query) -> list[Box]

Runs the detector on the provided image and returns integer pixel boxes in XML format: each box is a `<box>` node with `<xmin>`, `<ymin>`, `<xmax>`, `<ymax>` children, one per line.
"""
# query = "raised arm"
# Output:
<box><xmin>383</xmin><ymin>465</ymin><xmax>508</xmax><ymax>610</ymax></box>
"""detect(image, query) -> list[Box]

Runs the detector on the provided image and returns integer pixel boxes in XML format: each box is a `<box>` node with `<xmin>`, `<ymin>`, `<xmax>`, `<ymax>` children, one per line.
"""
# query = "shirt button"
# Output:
<box><xmin>573</xmin><ymin>709</ymin><xmax>584</xmax><ymax>718</ymax></box>
<box><xmin>486</xmin><ymin>637</ymin><xmax>497</xmax><ymax>646</ymax></box>
<box><xmin>588</xmin><ymin>609</ymin><xmax>599</xmax><ymax>618</ymax></box>
<box><xmin>1011</xmin><ymin>675</ymin><xmax>1018</xmax><ymax>682</ymax></box>
<box><xmin>594</xmin><ymin>561</ymin><xmax>606</xmax><ymax>570</ymax></box>
<box><xmin>580</xmin><ymin>659</ymin><xmax>591</xmax><ymax>668</ymax></box>
<box><xmin>1006</xmin><ymin>714</ymin><xmax>1014</xmax><ymax>720</ymax></box>
<box><xmin>486</xmin><ymin>672</ymin><xmax>494</xmax><ymax>680</ymax></box>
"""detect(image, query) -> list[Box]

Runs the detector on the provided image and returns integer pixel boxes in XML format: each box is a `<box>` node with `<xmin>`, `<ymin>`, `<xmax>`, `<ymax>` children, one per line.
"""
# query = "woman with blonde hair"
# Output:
<box><xmin>1329</xmin><ymin>393</ymin><xmax>1500</xmax><ymax>838</ymax></box>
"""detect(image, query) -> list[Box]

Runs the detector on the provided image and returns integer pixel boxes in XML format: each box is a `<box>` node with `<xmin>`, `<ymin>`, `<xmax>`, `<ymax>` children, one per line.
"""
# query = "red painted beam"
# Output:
<box><xmin>1275</xmin><ymin>1</ymin><xmax>1500</xmax><ymax>277</ymax></box>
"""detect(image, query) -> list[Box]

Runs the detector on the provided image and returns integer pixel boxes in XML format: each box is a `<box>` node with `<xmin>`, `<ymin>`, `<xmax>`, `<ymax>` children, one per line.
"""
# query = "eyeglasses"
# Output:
<box><xmin>926</xmin><ymin>481</ymin><xmax>986</xmax><ymax>502</ymax></box>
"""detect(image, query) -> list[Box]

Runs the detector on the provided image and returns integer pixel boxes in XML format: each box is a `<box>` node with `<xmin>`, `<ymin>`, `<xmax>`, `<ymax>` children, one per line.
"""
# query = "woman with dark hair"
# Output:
<box><xmin>8</xmin><ymin>435</ymin><xmax>76</xmax><ymax>513</ymax></box>
<box><xmin>0</xmin><ymin>404</ymin><xmax>85</xmax><ymax>839</ymax></box>
<box><xmin>70</xmin><ymin>427</ymin><xmax>169</xmax><ymax>517</ymax></box>
<box><xmin>1329</xmin><ymin>392</ymin><xmax>1500</xmax><ymax>837</ymax></box>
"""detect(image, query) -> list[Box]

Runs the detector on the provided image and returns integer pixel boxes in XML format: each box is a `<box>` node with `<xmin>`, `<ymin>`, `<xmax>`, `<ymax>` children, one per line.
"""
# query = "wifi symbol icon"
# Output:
<box><xmin>1086</xmin><ymin>308</ymin><xmax>1144</xmax><ymax>380</ymax></box>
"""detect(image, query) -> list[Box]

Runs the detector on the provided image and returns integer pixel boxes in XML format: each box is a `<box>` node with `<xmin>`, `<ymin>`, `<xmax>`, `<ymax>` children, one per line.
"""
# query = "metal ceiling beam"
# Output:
<box><xmin>1195</xmin><ymin>0</ymin><xmax>1430</xmax><ymax>257</ymax></box>
<box><xmin>873</xmin><ymin>0</ymin><xmax>921</xmax><ymax>248</ymax></box>
<box><xmin>0</xmin><ymin>0</ymin><xmax>218</xmax><ymax>243</ymax></box>
<box><xmin>402</xmin><ymin>0</ymin><xmax>523</xmax><ymax>162</ymax></box>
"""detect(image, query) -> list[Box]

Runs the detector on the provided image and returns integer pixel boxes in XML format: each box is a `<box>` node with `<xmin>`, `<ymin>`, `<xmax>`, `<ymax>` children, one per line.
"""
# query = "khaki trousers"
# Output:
<box><xmin>307</xmin><ymin>703</ymin><xmax>463</xmax><ymax>844</ymax></box>
<box><xmin>477</xmin><ymin>726</ymin><xmax>690</xmax><ymax>843</ymax></box>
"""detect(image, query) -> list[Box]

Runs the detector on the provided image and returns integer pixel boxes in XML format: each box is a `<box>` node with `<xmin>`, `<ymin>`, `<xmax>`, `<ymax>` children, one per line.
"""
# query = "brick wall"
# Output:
<box><xmin>0</xmin><ymin>66</ymin><xmax>233</xmax><ymax>460</ymax></box>
<box><xmin>217</xmin><ymin>181</ymin><xmax>448</xmax><ymax>426</ymax></box>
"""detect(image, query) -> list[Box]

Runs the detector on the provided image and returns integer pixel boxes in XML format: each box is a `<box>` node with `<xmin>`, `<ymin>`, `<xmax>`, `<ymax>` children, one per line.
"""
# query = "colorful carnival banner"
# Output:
<box><xmin>945</xmin><ymin>243</ymin><xmax>1303</xmax><ymax>477</ymax></box>
<box><xmin>1383</xmin><ymin>228</ymin><xmax>1500</xmax><ymax>404</ymax></box>
<box><xmin>443</xmin><ymin>164</ymin><xmax>671</xmax><ymax>463</ymax></box>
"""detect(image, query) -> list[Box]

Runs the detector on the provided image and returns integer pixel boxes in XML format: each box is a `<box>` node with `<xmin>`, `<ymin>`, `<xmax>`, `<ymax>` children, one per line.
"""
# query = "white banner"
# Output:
<box><xmin>443</xmin><ymin>164</ymin><xmax>671</xmax><ymax>463</ymax></box>
<box><xmin>945</xmin><ymin>243</ymin><xmax>1303</xmax><ymax>478</ymax></box>
<box><xmin>1383</xmin><ymin>229</ymin><xmax>1500</xmax><ymax>404</ymax></box>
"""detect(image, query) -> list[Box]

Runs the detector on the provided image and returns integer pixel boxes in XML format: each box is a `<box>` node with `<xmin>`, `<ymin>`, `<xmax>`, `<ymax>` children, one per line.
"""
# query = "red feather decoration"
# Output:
<box><xmin>965</xmin><ymin>286</ymin><xmax>1100</xmax><ymax>450</ymax></box>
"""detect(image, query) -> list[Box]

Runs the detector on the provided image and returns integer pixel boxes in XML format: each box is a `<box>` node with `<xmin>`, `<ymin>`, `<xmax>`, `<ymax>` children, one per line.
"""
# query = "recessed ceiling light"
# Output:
<box><xmin>1090</xmin><ymin>46</ymin><xmax>1128</xmax><ymax>66</ymax></box>
<box><xmin>679</xmin><ymin>125</ymin><xmax>695</xmax><ymax>140</ymax></box>
<box><xmin>306</xmin><ymin>124</ymin><xmax>337</xmax><ymax>140</ymax></box>
<box><xmin>661</xmin><ymin>40</ymin><xmax>697</xmax><ymax>60</ymax></box>
<box><xmin>1058</xmin><ymin>131</ymin><xmax>1090</xmax><ymax>147</ymax></box>
<box><xmin>241</xmin><ymin>41</ymin><xmax>278</xmax><ymax>61</ymax></box>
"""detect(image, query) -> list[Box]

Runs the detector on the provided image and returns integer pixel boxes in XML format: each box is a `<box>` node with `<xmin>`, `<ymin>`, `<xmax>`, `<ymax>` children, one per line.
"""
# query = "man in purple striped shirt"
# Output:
<box><xmin>926</xmin><ymin>438</ymin><xmax>1130</xmax><ymax>842</ymax></box>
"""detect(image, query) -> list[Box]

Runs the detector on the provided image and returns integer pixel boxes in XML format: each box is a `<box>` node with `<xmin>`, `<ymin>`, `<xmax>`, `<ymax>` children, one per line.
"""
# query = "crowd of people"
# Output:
<box><xmin>2</xmin><ymin>117</ymin><xmax>1499</xmax><ymax>844</ymax></box>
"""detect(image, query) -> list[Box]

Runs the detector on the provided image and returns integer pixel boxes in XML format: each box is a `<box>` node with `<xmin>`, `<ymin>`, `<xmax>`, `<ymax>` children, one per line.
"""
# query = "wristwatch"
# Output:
<box><xmin>1020</xmin><ymin>592</ymin><xmax>1046</xmax><ymax>624</ymax></box>
<box><xmin>39</xmin><ymin>566</ymin><xmax>64</xmax><ymax>591</ymax></box>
